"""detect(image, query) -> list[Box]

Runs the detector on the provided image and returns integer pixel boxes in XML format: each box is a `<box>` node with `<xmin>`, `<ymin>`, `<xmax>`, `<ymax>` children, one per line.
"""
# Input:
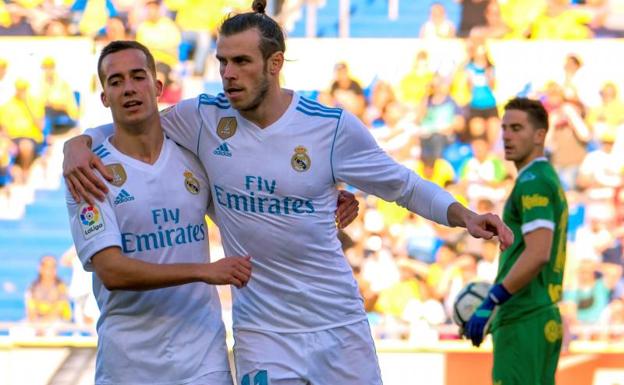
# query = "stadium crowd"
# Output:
<box><xmin>1</xmin><ymin>0</ymin><xmax>624</xmax><ymax>344</ymax></box>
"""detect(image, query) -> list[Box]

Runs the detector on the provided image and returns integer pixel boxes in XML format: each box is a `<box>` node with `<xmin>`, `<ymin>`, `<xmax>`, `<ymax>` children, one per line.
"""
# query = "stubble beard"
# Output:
<box><xmin>237</xmin><ymin>71</ymin><xmax>270</xmax><ymax>113</ymax></box>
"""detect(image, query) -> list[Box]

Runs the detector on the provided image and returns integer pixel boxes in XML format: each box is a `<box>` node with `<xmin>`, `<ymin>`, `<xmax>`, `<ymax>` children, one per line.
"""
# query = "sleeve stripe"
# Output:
<box><xmin>521</xmin><ymin>219</ymin><xmax>555</xmax><ymax>234</ymax></box>
<box><xmin>329</xmin><ymin>110</ymin><xmax>344</xmax><ymax>185</ymax></box>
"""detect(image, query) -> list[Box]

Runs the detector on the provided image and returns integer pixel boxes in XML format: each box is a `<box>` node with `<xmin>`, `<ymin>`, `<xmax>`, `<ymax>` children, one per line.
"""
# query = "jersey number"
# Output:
<box><xmin>241</xmin><ymin>370</ymin><xmax>268</xmax><ymax>385</ymax></box>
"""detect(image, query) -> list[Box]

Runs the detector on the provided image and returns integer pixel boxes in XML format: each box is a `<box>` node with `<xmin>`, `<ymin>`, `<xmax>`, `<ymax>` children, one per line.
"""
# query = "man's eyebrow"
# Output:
<box><xmin>106</xmin><ymin>68</ymin><xmax>148</xmax><ymax>82</ymax></box>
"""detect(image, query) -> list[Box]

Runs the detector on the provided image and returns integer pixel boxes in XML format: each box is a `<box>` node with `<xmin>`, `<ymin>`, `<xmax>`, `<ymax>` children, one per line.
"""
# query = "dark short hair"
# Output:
<box><xmin>97</xmin><ymin>40</ymin><xmax>156</xmax><ymax>86</ymax></box>
<box><xmin>504</xmin><ymin>97</ymin><xmax>549</xmax><ymax>131</ymax></box>
<box><xmin>218</xmin><ymin>0</ymin><xmax>286</xmax><ymax>60</ymax></box>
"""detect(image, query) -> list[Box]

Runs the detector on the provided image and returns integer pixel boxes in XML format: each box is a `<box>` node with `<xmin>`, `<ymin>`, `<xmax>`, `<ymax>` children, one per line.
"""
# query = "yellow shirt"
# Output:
<box><xmin>500</xmin><ymin>0</ymin><xmax>547</xmax><ymax>38</ymax></box>
<box><xmin>531</xmin><ymin>9</ymin><xmax>593</xmax><ymax>39</ymax></box>
<box><xmin>374</xmin><ymin>280</ymin><xmax>422</xmax><ymax>317</ymax></box>
<box><xmin>136</xmin><ymin>18</ymin><xmax>182</xmax><ymax>67</ymax></box>
<box><xmin>398</xmin><ymin>70</ymin><xmax>435</xmax><ymax>107</ymax></box>
<box><xmin>413</xmin><ymin>159</ymin><xmax>456</xmax><ymax>188</ymax></box>
<box><xmin>0</xmin><ymin>96</ymin><xmax>44</xmax><ymax>143</ymax></box>
<box><xmin>173</xmin><ymin>0</ymin><xmax>225</xmax><ymax>32</ymax></box>
<box><xmin>41</xmin><ymin>75</ymin><xmax>79</xmax><ymax>119</ymax></box>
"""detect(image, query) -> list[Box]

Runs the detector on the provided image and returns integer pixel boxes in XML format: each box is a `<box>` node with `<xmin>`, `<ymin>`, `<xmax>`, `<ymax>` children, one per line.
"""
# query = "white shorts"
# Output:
<box><xmin>233</xmin><ymin>320</ymin><xmax>382</xmax><ymax>385</ymax></box>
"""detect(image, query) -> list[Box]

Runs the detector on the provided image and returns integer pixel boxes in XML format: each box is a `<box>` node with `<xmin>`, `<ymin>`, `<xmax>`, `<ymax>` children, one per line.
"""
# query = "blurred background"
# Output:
<box><xmin>1</xmin><ymin>0</ymin><xmax>624</xmax><ymax>384</ymax></box>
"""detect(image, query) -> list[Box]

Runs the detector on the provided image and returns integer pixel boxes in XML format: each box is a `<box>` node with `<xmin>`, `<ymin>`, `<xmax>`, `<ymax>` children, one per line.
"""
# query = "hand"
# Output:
<box><xmin>203</xmin><ymin>256</ymin><xmax>252</xmax><ymax>289</ymax></box>
<box><xmin>336</xmin><ymin>190</ymin><xmax>359</xmax><ymax>229</ymax></box>
<box><xmin>465</xmin><ymin>212</ymin><xmax>514</xmax><ymax>251</ymax></box>
<box><xmin>63</xmin><ymin>135</ymin><xmax>112</xmax><ymax>205</ymax></box>
<box><xmin>464</xmin><ymin>283</ymin><xmax>512</xmax><ymax>347</ymax></box>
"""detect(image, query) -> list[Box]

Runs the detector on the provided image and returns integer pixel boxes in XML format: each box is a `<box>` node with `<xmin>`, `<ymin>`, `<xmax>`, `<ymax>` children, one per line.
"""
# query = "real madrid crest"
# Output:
<box><xmin>184</xmin><ymin>170</ymin><xmax>200</xmax><ymax>195</ymax></box>
<box><xmin>217</xmin><ymin>117</ymin><xmax>237</xmax><ymax>140</ymax></box>
<box><xmin>105</xmin><ymin>163</ymin><xmax>127</xmax><ymax>187</ymax></box>
<box><xmin>291</xmin><ymin>146</ymin><xmax>311</xmax><ymax>172</ymax></box>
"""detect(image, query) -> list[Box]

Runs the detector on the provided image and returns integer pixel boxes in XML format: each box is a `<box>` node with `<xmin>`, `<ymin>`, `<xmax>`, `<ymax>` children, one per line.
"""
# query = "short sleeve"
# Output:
<box><xmin>516</xmin><ymin>179</ymin><xmax>556</xmax><ymax>235</ymax></box>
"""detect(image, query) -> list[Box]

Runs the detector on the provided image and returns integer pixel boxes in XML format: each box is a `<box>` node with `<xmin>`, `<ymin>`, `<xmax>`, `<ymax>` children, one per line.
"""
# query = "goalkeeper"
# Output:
<box><xmin>465</xmin><ymin>97</ymin><xmax>568</xmax><ymax>385</ymax></box>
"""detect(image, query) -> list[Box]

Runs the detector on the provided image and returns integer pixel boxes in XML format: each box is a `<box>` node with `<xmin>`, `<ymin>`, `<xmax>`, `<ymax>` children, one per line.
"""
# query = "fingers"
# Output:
<box><xmin>93</xmin><ymin>156</ymin><xmax>113</xmax><ymax>182</ymax></box>
<box><xmin>75</xmin><ymin>169</ymin><xmax>106</xmax><ymax>203</ymax></box>
<box><xmin>65</xmin><ymin>176</ymin><xmax>81</xmax><ymax>203</ymax></box>
<box><xmin>68</xmin><ymin>173</ymin><xmax>94</xmax><ymax>206</ymax></box>
<box><xmin>337</xmin><ymin>200</ymin><xmax>358</xmax><ymax>229</ymax></box>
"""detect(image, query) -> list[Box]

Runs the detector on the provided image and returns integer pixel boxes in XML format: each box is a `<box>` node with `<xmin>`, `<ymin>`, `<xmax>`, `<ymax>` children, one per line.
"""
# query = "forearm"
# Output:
<box><xmin>501</xmin><ymin>250</ymin><xmax>547</xmax><ymax>294</ymax></box>
<box><xmin>93</xmin><ymin>248</ymin><xmax>204</xmax><ymax>291</ymax></box>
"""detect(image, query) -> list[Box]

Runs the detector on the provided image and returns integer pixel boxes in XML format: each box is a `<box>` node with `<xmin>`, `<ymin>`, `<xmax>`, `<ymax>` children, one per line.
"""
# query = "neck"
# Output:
<box><xmin>239</xmin><ymin>86</ymin><xmax>292</xmax><ymax>128</ymax></box>
<box><xmin>515</xmin><ymin>149</ymin><xmax>545</xmax><ymax>172</ymax></box>
<box><xmin>110</xmin><ymin>116</ymin><xmax>164</xmax><ymax>164</ymax></box>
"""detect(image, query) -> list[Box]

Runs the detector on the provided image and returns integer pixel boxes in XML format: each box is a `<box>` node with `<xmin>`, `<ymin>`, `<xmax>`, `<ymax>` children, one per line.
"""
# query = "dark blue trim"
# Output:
<box><xmin>329</xmin><ymin>110</ymin><xmax>344</xmax><ymax>184</ymax></box>
<box><xmin>299</xmin><ymin>97</ymin><xmax>341</xmax><ymax>114</ymax></box>
<box><xmin>295</xmin><ymin>106</ymin><xmax>341</xmax><ymax>119</ymax></box>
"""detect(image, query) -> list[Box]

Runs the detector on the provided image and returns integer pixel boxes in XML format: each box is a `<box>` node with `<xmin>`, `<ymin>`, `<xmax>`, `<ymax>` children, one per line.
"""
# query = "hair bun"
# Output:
<box><xmin>252</xmin><ymin>0</ymin><xmax>266</xmax><ymax>14</ymax></box>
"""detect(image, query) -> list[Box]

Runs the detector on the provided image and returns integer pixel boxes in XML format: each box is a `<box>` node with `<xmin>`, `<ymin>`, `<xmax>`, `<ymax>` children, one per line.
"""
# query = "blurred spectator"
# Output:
<box><xmin>577</xmin><ymin>128</ymin><xmax>622</xmax><ymax>223</ymax></box>
<box><xmin>458</xmin><ymin>137</ymin><xmax>509</xmax><ymax>202</ymax></box>
<box><xmin>398</xmin><ymin>51</ymin><xmax>435</xmax><ymax>109</ymax></box>
<box><xmin>531</xmin><ymin>0</ymin><xmax>595</xmax><ymax>39</ymax></box>
<box><xmin>564</xmin><ymin>259</ymin><xmax>610</xmax><ymax>325</ymax></box>
<box><xmin>0</xmin><ymin>78</ymin><xmax>44</xmax><ymax>185</ymax></box>
<box><xmin>418</xmin><ymin>76</ymin><xmax>464</xmax><ymax>160</ymax></box>
<box><xmin>364</xmin><ymin>80</ymin><xmax>396</xmax><ymax>128</ymax></box>
<box><xmin>41</xmin><ymin>18</ymin><xmax>70</xmax><ymax>36</ymax></box>
<box><xmin>464</xmin><ymin>42</ymin><xmax>500</xmax><ymax>145</ymax></box>
<box><xmin>591</xmin><ymin>0</ymin><xmax>624</xmax><ymax>37</ymax></box>
<box><xmin>0</xmin><ymin>3</ymin><xmax>35</xmax><ymax>35</ymax></box>
<box><xmin>60</xmin><ymin>246</ymin><xmax>98</xmax><ymax>334</ymax></box>
<box><xmin>372</xmin><ymin>100</ymin><xmax>417</xmax><ymax>158</ymax></box>
<box><xmin>328</xmin><ymin>61</ymin><xmax>366</xmax><ymax>119</ymax></box>
<box><xmin>0</xmin><ymin>57</ymin><xmax>9</xmax><ymax>105</ymax></box>
<box><xmin>499</xmin><ymin>0</ymin><xmax>547</xmax><ymax>38</ymax></box>
<box><xmin>587</xmin><ymin>82</ymin><xmax>624</xmax><ymax>138</ymax></box>
<box><xmin>469</xmin><ymin>0</ymin><xmax>511</xmax><ymax>38</ymax></box>
<box><xmin>135</xmin><ymin>0</ymin><xmax>181</xmax><ymax>68</ymax></box>
<box><xmin>172</xmin><ymin>0</ymin><xmax>223</xmax><ymax>77</ymax></box>
<box><xmin>95</xmin><ymin>15</ymin><xmax>128</xmax><ymax>43</ymax></box>
<box><xmin>374</xmin><ymin>257</ymin><xmax>427</xmax><ymax>320</ymax></box>
<box><xmin>155</xmin><ymin>62</ymin><xmax>182</xmax><ymax>105</ymax></box>
<box><xmin>0</xmin><ymin>124</ymin><xmax>16</xmax><ymax>193</ymax></box>
<box><xmin>457</xmin><ymin>0</ymin><xmax>490</xmax><ymax>38</ymax></box>
<box><xmin>397</xmin><ymin>212</ymin><xmax>439</xmax><ymax>264</ymax></box>
<box><xmin>25</xmin><ymin>255</ymin><xmax>72</xmax><ymax>333</ymax></box>
<box><xmin>413</xmin><ymin>146</ymin><xmax>456</xmax><ymax>188</ymax></box>
<box><xmin>38</xmin><ymin>56</ymin><xmax>79</xmax><ymax>137</ymax></box>
<box><xmin>542</xmin><ymin>82</ymin><xmax>591</xmax><ymax>190</ymax></box>
<box><xmin>556</xmin><ymin>53</ymin><xmax>596</xmax><ymax>107</ymax></box>
<box><xmin>420</xmin><ymin>2</ymin><xmax>456</xmax><ymax>39</ymax></box>
<box><xmin>73</xmin><ymin>0</ymin><xmax>118</xmax><ymax>37</ymax></box>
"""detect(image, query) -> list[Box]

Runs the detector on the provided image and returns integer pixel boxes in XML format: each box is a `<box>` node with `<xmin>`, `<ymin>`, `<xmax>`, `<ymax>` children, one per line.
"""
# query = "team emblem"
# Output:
<box><xmin>544</xmin><ymin>320</ymin><xmax>562</xmax><ymax>343</ymax></box>
<box><xmin>217</xmin><ymin>117</ymin><xmax>237</xmax><ymax>140</ymax></box>
<box><xmin>291</xmin><ymin>146</ymin><xmax>311</xmax><ymax>172</ymax></box>
<box><xmin>105</xmin><ymin>163</ymin><xmax>127</xmax><ymax>187</ymax></box>
<box><xmin>184</xmin><ymin>170</ymin><xmax>200</xmax><ymax>195</ymax></box>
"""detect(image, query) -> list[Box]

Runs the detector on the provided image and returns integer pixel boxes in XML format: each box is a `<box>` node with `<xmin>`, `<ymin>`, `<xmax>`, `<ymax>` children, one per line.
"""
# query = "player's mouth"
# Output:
<box><xmin>225</xmin><ymin>87</ymin><xmax>244</xmax><ymax>99</ymax></box>
<box><xmin>123</xmin><ymin>100</ymin><xmax>143</xmax><ymax>111</ymax></box>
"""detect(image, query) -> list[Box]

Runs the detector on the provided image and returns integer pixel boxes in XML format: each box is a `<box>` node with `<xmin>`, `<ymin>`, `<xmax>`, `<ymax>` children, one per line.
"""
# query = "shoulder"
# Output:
<box><xmin>294</xmin><ymin>95</ymin><xmax>343</xmax><ymax>120</ymax></box>
<box><xmin>197</xmin><ymin>93</ymin><xmax>232</xmax><ymax>111</ymax></box>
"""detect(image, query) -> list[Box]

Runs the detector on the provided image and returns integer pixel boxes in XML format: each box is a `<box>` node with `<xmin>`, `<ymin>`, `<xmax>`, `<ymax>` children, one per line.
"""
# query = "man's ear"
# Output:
<box><xmin>268</xmin><ymin>51</ymin><xmax>284</xmax><ymax>76</ymax></box>
<box><xmin>100</xmin><ymin>91</ymin><xmax>109</xmax><ymax>108</ymax></box>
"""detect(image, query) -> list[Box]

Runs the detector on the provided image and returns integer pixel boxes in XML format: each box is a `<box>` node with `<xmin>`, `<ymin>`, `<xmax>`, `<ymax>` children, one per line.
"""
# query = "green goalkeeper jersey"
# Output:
<box><xmin>493</xmin><ymin>157</ymin><xmax>568</xmax><ymax>328</ymax></box>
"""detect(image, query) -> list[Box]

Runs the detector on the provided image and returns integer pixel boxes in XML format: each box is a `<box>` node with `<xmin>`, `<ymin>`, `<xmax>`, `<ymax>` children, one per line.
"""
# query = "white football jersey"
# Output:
<box><xmin>66</xmin><ymin>137</ymin><xmax>230</xmax><ymax>384</ymax></box>
<box><xmin>88</xmin><ymin>92</ymin><xmax>455</xmax><ymax>333</ymax></box>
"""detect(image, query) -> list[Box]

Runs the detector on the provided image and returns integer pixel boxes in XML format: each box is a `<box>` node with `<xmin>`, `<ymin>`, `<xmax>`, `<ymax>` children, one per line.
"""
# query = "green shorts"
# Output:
<box><xmin>492</xmin><ymin>307</ymin><xmax>562</xmax><ymax>385</ymax></box>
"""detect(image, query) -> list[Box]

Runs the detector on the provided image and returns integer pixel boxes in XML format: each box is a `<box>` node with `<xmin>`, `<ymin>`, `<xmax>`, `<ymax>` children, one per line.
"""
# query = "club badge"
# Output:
<box><xmin>105</xmin><ymin>163</ymin><xmax>127</xmax><ymax>187</ymax></box>
<box><xmin>217</xmin><ymin>117</ymin><xmax>237</xmax><ymax>140</ymax></box>
<box><xmin>291</xmin><ymin>146</ymin><xmax>311</xmax><ymax>172</ymax></box>
<box><xmin>184</xmin><ymin>170</ymin><xmax>200</xmax><ymax>195</ymax></box>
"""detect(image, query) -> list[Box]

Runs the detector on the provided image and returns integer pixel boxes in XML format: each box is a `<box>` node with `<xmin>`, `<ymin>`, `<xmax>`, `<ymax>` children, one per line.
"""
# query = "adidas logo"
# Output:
<box><xmin>114</xmin><ymin>189</ymin><xmax>135</xmax><ymax>205</ymax></box>
<box><xmin>213</xmin><ymin>142</ymin><xmax>232</xmax><ymax>157</ymax></box>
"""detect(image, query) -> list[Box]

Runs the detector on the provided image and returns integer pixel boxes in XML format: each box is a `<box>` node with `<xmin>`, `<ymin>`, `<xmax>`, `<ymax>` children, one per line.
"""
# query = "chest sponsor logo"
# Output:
<box><xmin>79</xmin><ymin>204</ymin><xmax>105</xmax><ymax>239</ymax></box>
<box><xmin>291</xmin><ymin>145</ymin><xmax>311</xmax><ymax>172</ymax></box>
<box><xmin>114</xmin><ymin>189</ymin><xmax>135</xmax><ymax>205</ymax></box>
<box><xmin>213</xmin><ymin>142</ymin><xmax>232</xmax><ymax>157</ymax></box>
<box><xmin>217</xmin><ymin>117</ymin><xmax>237</xmax><ymax>140</ymax></box>
<box><xmin>521</xmin><ymin>194</ymin><xmax>549</xmax><ymax>210</ymax></box>
<box><xmin>184</xmin><ymin>170</ymin><xmax>200</xmax><ymax>194</ymax></box>
<box><xmin>105</xmin><ymin>163</ymin><xmax>127</xmax><ymax>187</ymax></box>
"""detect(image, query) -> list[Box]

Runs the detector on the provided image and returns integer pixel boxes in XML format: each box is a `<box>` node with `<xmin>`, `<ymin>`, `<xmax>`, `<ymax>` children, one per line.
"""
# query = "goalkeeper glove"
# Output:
<box><xmin>465</xmin><ymin>283</ymin><xmax>512</xmax><ymax>347</ymax></box>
